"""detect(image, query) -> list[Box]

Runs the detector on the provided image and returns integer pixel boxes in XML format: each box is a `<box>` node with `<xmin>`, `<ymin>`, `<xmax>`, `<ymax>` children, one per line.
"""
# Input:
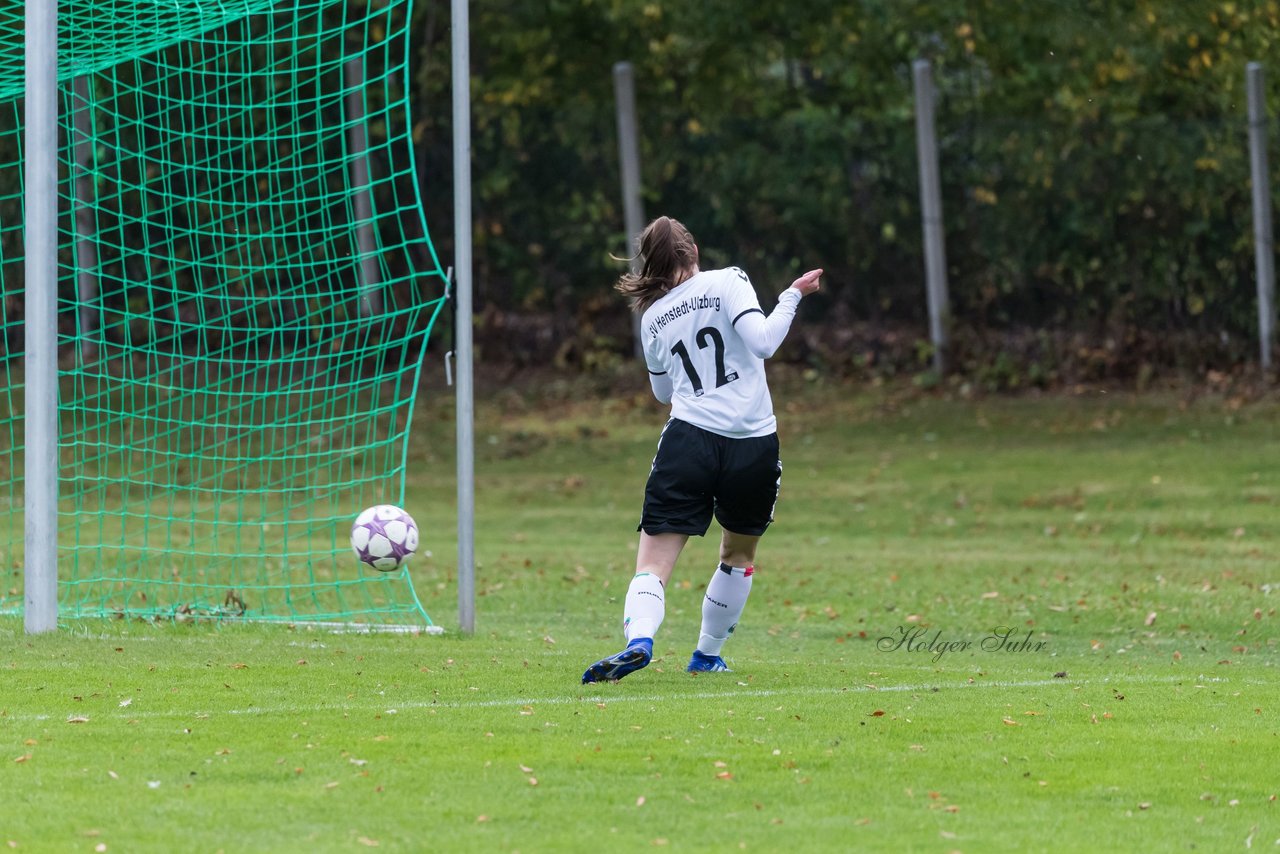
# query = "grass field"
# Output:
<box><xmin>3</xmin><ymin>371</ymin><xmax>1278</xmax><ymax>852</ymax></box>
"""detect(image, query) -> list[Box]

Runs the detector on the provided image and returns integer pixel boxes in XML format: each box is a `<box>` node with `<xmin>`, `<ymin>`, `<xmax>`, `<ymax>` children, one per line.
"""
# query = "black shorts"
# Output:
<box><xmin>638</xmin><ymin>418</ymin><xmax>781</xmax><ymax>537</ymax></box>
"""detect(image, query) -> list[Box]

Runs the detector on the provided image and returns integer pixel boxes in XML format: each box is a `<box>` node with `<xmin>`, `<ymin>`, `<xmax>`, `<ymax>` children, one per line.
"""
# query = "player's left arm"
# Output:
<box><xmin>643</xmin><ymin>325</ymin><xmax>674</xmax><ymax>403</ymax></box>
<box><xmin>732</xmin><ymin>268</ymin><xmax>823</xmax><ymax>359</ymax></box>
<box><xmin>648</xmin><ymin>369</ymin><xmax>673</xmax><ymax>403</ymax></box>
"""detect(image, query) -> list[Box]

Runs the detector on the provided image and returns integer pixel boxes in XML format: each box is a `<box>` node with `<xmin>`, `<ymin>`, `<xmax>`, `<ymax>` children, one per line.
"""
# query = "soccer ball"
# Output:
<box><xmin>350</xmin><ymin>505</ymin><xmax>419</xmax><ymax>572</ymax></box>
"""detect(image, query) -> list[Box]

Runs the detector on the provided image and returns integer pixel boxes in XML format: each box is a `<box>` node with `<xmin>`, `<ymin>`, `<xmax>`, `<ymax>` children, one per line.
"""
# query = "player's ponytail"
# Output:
<box><xmin>615</xmin><ymin>216</ymin><xmax>699</xmax><ymax>313</ymax></box>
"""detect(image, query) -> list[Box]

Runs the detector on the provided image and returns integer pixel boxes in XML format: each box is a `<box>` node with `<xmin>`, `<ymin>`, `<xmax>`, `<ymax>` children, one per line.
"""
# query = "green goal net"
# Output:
<box><xmin>0</xmin><ymin>0</ymin><xmax>449</xmax><ymax>628</ymax></box>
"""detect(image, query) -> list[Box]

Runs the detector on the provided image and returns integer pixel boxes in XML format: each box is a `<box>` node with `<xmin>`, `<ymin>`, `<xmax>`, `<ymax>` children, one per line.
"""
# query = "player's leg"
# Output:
<box><xmin>718</xmin><ymin>529</ymin><xmax>761</xmax><ymax>569</ymax></box>
<box><xmin>581</xmin><ymin>532</ymin><xmax>688</xmax><ymax>684</ymax></box>
<box><xmin>689</xmin><ymin>433</ymin><xmax>780</xmax><ymax>673</ymax></box>
<box><xmin>620</xmin><ymin>531</ymin><xmax>686</xmax><ymax>667</ymax></box>
<box><xmin>584</xmin><ymin>421</ymin><xmax>713</xmax><ymax>684</ymax></box>
<box><xmin>625</xmin><ymin>530</ymin><xmax>687</xmax><ymax>638</ymax></box>
<box><xmin>689</xmin><ymin>530</ymin><xmax>759</xmax><ymax>672</ymax></box>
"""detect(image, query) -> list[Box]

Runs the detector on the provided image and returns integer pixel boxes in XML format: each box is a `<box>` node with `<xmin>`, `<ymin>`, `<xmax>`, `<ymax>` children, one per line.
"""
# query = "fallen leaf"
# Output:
<box><xmin>636</xmin><ymin>796</ymin><xmax>646</xmax><ymax>807</ymax></box>
<box><xmin>1001</xmin><ymin>718</ymin><xmax>1020</xmax><ymax>726</ymax></box>
<box><xmin>356</xmin><ymin>838</ymin><xmax>378</xmax><ymax>847</ymax></box>
<box><xmin>67</xmin><ymin>716</ymin><xmax>89</xmax><ymax>724</ymax></box>
<box><xmin>1145</xmin><ymin>612</ymin><xmax>1157</xmax><ymax>627</ymax></box>
<box><xmin>869</xmin><ymin>710</ymin><xmax>886</xmax><ymax>717</ymax></box>
<box><xmin>13</xmin><ymin>754</ymin><xmax>31</xmax><ymax>764</ymax></box>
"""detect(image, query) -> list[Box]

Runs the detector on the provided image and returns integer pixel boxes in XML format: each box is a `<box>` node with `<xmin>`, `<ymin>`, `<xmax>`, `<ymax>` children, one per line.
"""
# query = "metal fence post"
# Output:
<box><xmin>613</xmin><ymin>61</ymin><xmax>646</xmax><ymax>358</ymax></box>
<box><xmin>1247</xmin><ymin>62</ymin><xmax>1276</xmax><ymax>371</ymax></box>
<box><xmin>913</xmin><ymin>59</ymin><xmax>950</xmax><ymax>375</ymax></box>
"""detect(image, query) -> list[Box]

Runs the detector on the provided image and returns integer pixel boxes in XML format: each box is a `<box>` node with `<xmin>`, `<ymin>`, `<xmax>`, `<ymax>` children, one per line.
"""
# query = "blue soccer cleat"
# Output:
<box><xmin>582</xmin><ymin>638</ymin><xmax>653</xmax><ymax>683</ymax></box>
<box><xmin>687</xmin><ymin>650</ymin><xmax>731</xmax><ymax>672</ymax></box>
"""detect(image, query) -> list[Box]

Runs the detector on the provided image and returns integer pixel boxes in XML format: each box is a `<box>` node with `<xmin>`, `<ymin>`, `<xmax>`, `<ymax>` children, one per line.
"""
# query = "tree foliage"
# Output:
<box><xmin>412</xmin><ymin>0</ymin><xmax>1280</xmax><ymax>354</ymax></box>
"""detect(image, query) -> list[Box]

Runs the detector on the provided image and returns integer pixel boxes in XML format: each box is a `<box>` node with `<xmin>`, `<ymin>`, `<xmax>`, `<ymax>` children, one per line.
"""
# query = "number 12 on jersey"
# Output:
<box><xmin>670</xmin><ymin>326</ymin><xmax>739</xmax><ymax>397</ymax></box>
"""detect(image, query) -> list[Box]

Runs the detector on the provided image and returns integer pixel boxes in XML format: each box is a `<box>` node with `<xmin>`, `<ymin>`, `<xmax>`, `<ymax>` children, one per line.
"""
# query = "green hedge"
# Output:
<box><xmin>412</xmin><ymin>0</ymin><xmax>1280</xmax><ymax>354</ymax></box>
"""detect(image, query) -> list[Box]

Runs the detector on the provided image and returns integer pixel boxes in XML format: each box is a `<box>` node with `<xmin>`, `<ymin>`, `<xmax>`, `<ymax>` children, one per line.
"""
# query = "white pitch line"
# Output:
<box><xmin>2</xmin><ymin>673</ymin><xmax>1241</xmax><ymax>725</ymax></box>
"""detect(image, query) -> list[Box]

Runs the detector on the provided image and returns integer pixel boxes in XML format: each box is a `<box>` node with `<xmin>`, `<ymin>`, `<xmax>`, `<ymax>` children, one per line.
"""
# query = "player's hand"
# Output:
<box><xmin>790</xmin><ymin>268</ymin><xmax>823</xmax><ymax>297</ymax></box>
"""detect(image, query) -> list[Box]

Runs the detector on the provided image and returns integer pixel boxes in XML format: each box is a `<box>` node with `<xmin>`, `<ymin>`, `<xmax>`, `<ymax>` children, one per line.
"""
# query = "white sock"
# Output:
<box><xmin>697</xmin><ymin>563</ymin><xmax>754</xmax><ymax>656</ymax></box>
<box><xmin>623</xmin><ymin>572</ymin><xmax>665</xmax><ymax>642</ymax></box>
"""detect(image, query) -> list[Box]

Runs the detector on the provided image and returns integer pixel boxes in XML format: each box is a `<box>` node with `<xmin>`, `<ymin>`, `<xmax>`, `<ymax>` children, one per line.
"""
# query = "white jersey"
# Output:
<box><xmin>640</xmin><ymin>267</ymin><xmax>802</xmax><ymax>439</ymax></box>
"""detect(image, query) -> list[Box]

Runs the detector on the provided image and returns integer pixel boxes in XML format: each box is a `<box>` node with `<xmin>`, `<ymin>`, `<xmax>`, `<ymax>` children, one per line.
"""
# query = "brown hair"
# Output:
<box><xmin>614</xmin><ymin>216</ymin><xmax>699</xmax><ymax>314</ymax></box>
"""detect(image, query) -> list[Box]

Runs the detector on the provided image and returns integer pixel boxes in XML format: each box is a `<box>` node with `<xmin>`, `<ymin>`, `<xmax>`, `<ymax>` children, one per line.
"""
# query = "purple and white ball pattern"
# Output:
<box><xmin>350</xmin><ymin>505</ymin><xmax>420</xmax><ymax>571</ymax></box>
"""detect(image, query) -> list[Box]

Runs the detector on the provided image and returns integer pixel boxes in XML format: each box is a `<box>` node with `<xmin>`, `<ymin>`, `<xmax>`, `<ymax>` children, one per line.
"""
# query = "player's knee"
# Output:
<box><xmin>718</xmin><ymin>546</ymin><xmax>756</xmax><ymax>568</ymax></box>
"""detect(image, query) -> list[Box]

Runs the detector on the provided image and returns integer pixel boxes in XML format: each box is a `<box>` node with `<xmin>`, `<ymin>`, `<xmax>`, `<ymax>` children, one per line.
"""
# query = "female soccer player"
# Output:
<box><xmin>582</xmin><ymin>216</ymin><xmax>822</xmax><ymax>683</ymax></box>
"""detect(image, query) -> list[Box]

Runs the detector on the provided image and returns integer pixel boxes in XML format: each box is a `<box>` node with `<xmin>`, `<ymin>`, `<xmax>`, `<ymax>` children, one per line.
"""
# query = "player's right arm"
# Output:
<box><xmin>731</xmin><ymin>268</ymin><xmax>823</xmax><ymax>359</ymax></box>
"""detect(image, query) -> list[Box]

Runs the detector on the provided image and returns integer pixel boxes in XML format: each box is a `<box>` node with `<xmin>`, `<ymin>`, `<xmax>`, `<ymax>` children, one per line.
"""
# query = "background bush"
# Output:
<box><xmin>412</xmin><ymin>0</ymin><xmax>1280</xmax><ymax>373</ymax></box>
